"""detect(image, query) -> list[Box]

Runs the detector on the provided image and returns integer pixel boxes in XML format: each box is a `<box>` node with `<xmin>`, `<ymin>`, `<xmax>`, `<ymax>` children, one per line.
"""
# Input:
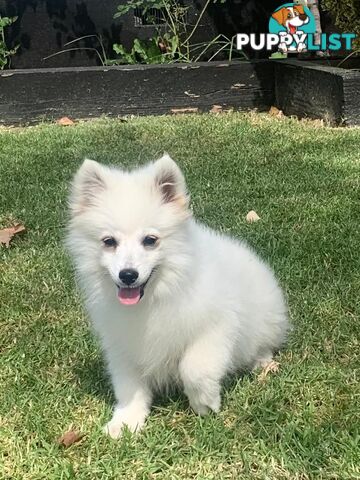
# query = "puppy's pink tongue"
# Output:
<box><xmin>118</xmin><ymin>287</ymin><xmax>141</xmax><ymax>305</ymax></box>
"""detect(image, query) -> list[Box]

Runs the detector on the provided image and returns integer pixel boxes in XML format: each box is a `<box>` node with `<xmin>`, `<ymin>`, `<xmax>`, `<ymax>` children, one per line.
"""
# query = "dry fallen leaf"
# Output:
<box><xmin>0</xmin><ymin>223</ymin><xmax>26</xmax><ymax>247</ymax></box>
<box><xmin>171</xmin><ymin>108</ymin><xmax>199</xmax><ymax>114</ymax></box>
<box><xmin>246</xmin><ymin>210</ymin><xmax>260</xmax><ymax>223</ymax></box>
<box><xmin>257</xmin><ymin>360</ymin><xmax>280</xmax><ymax>382</ymax></box>
<box><xmin>57</xmin><ymin>430</ymin><xmax>84</xmax><ymax>448</ymax></box>
<box><xmin>210</xmin><ymin>105</ymin><xmax>223</xmax><ymax>114</ymax></box>
<box><xmin>57</xmin><ymin>116</ymin><xmax>75</xmax><ymax>126</ymax></box>
<box><xmin>269</xmin><ymin>106</ymin><xmax>284</xmax><ymax>118</ymax></box>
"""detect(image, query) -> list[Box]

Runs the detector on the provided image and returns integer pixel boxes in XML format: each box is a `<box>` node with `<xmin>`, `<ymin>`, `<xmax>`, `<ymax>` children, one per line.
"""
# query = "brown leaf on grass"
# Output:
<box><xmin>0</xmin><ymin>223</ymin><xmax>26</xmax><ymax>247</ymax></box>
<box><xmin>257</xmin><ymin>360</ymin><xmax>280</xmax><ymax>383</ymax></box>
<box><xmin>57</xmin><ymin>116</ymin><xmax>75</xmax><ymax>126</ymax></box>
<box><xmin>246</xmin><ymin>210</ymin><xmax>260</xmax><ymax>223</ymax></box>
<box><xmin>57</xmin><ymin>430</ymin><xmax>84</xmax><ymax>448</ymax></box>
<box><xmin>210</xmin><ymin>105</ymin><xmax>223</xmax><ymax>114</ymax></box>
<box><xmin>171</xmin><ymin>107</ymin><xmax>199</xmax><ymax>114</ymax></box>
<box><xmin>269</xmin><ymin>106</ymin><xmax>284</xmax><ymax>118</ymax></box>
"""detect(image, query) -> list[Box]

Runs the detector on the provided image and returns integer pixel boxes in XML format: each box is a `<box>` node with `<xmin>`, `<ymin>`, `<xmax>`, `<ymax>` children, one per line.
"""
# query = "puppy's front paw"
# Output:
<box><xmin>188</xmin><ymin>390</ymin><xmax>221</xmax><ymax>416</ymax></box>
<box><xmin>103</xmin><ymin>418</ymin><xmax>125</xmax><ymax>439</ymax></box>
<box><xmin>103</xmin><ymin>405</ymin><xmax>147</xmax><ymax>439</ymax></box>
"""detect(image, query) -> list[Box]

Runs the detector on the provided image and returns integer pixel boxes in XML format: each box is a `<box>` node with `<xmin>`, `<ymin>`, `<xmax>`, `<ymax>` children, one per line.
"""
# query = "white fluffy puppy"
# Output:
<box><xmin>67</xmin><ymin>155</ymin><xmax>289</xmax><ymax>438</ymax></box>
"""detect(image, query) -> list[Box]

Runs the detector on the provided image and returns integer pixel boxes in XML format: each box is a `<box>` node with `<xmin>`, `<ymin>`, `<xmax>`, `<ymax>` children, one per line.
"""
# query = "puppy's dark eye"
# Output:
<box><xmin>142</xmin><ymin>235</ymin><xmax>158</xmax><ymax>247</ymax></box>
<box><xmin>103</xmin><ymin>236</ymin><xmax>117</xmax><ymax>248</ymax></box>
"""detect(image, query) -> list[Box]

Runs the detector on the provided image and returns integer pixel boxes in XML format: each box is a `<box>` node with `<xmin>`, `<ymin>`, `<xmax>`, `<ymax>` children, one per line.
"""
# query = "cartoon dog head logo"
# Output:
<box><xmin>272</xmin><ymin>5</ymin><xmax>309</xmax><ymax>34</ymax></box>
<box><xmin>269</xmin><ymin>3</ymin><xmax>316</xmax><ymax>52</ymax></box>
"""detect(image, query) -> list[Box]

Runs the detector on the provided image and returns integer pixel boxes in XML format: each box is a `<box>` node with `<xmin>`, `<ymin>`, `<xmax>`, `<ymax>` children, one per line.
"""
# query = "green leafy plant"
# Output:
<box><xmin>112</xmin><ymin>0</ymin><xmax>244</xmax><ymax>64</ymax></box>
<box><xmin>0</xmin><ymin>15</ymin><xmax>18</xmax><ymax>69</ymax></box>
<box><xmin>322</xmin><ymin>0</ymin><xmax>360</xmax><ymax>49</ymax></box>
<box><xmin>321</xmin><ymin>0</ymin><xmax>360</xmax><ymax>66</ymax></box>
<box><xmin>113</xmin><ymin>37</ymin><xmax>166</xmax><ymax>64</ymax></box>
<box><xmin>44</xmin><ymin>32</ymin><xmax>174</xmax><ymax>66</ymax></box>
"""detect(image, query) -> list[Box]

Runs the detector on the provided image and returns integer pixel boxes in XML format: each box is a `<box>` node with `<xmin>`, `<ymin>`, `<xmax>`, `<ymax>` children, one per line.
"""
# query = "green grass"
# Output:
<box><xmin>0</xmin><ymin>113</ymin><xmax>359</xmax><ymax>479</ymax></box>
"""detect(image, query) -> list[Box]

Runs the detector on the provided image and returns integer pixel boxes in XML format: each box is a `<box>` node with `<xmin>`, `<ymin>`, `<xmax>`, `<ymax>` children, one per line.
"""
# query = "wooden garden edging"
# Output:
<box><xmin>1</xmin><ymin>59</ymin><xmax>359</xmax><ymax>125</ymax></box>
<box><xmin>274</xmin><ymin>59</ymin><xmax>360</xmax><ymax>126</ymax></box>
<box><xmin>0</xmin><ymin>61</ymin><xmax>274</xmax><ymax>124</ymax></box>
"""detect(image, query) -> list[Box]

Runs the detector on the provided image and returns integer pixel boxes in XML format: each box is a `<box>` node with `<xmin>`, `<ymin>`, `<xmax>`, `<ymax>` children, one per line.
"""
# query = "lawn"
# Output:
<box><xmin>0</xmin><ymin>113</ymin><xmax>359</xmax><ymax>480</ymax></box>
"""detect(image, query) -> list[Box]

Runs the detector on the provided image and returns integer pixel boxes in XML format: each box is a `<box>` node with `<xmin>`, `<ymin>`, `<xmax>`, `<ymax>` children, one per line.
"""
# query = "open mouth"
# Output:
<box><xmin>117</xmin><ymin>284</ymin><xmax>145</xmax><ymax>306</ymax></box>
<box><xmin>117</xmin><ymin>270</ymin><xmax>155</xmax><ymax>306</ymax></box>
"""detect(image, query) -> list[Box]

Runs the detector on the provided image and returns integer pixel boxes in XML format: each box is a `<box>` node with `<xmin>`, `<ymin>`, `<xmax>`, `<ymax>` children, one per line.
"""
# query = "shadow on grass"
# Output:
<box><xmin>73</xmin><ymin>354</ymin><xmax>190</xmax><ymax>411</ymax></box>
<box><xmin>73</xmin><ymin>354</ymin><xmax>113</xmax><ymax>403</ymax></box>
<box><xmin>73</xmin><ymin>343</ymin><xmax>255</xmax><ymax>413</ymax></box>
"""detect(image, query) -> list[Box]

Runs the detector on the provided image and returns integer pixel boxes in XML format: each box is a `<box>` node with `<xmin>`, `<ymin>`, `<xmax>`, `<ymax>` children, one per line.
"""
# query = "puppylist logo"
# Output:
<box><xmin>237</xmin><ymin>2</ymin><xmax>356</xmax><ymax>54</ymax></box>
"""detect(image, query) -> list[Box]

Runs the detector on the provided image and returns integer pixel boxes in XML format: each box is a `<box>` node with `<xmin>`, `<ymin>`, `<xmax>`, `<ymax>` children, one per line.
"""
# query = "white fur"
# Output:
<box><xmin>66</xmin><ymin>155</ymin><xmax>289</xmax><ymax>438</ymax></box>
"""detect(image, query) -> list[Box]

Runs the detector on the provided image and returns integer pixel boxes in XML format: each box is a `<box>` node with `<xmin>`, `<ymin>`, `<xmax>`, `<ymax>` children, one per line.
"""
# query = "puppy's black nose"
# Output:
<box><xmin>299</xmin><ymin>13</ymin><xmax>307</xmax><ymax>21</ymax></box>
<box><xmin>119</xmin><ymin>268</ymin><xmax>139</xmax><ymax>285</ymax></box>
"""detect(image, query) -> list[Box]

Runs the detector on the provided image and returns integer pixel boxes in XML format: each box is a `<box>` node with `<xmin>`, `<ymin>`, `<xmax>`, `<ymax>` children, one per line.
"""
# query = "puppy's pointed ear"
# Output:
<box><xmin>294</xmin><ymin>5</ymin><xmax>305</xmax><ymax>15</ymax></box>
<box><xmin>272</xmin><ymin>7</ymin><xmax>286</xmax><ymax>26</ymax></box>
<box><xmin>154</xmin><ymin>154</ymin><xmax>189</xmax><ymax>207</ymax></box>
<box><xmin>69</xmin><ymin>159</ymin><xmax>107</xmax><ymax>215</ymax></box>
